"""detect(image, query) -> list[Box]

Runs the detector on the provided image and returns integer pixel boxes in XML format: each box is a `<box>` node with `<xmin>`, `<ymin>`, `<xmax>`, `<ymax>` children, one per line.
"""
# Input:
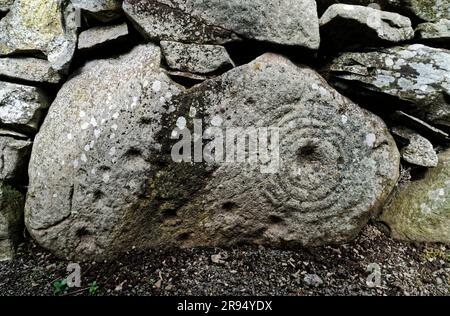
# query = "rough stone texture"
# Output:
<box><xmin>416</xmin><ymin>19</ymin><xmax>450</xmax><ymax>46</ymax></box>
<box><xmin>380</xmin><ymin>148</ymin><xmax>450</xmax><ymax>244</ymax></box>
<box><xmin>0</xmin><ymin>0</ymin><xmax>78</xmax><ymax>72</ymax></box>
<box><xmin>327</xmin><ymin>44</ymin><xmax>450</xmax><ymax>131</ymax></box>
<box><xmin>72</xmin><ymin>0</ymin><xmax>123</xmax><ymax>22</ymax></box>
<box><xmin>320</xmin><ymin>4</ymin><xmax>414</xmax><ymax>51</ymax></box>
<box><xmin>316</xmin><ymin>0</ymin><xmax>450</xmax><ymax>22</ymax></box>
<box><xmin>0</xmin><ymin>57</ymin><xmax>62</xmax><ymax>84</ymax></box>
<box><xmin>161</xmin><ymin>41</ymin><xmax>234</xmax><ymax>74</ymax></box>
<box><xmin>391</xmin><ymin>111</ymin><xmax>449</xmax><ymax>143</ymax></box>
<box><xmin>0</xmin><ymin>81</ymin><xmax>50</xmax><ymax>134</ymax></box>
<box><xmin>402</xmin><ymin>0</ymin><xmax>450</xmax><ymax>22</ymax></box>
<box><xmin>78</xmin><ymin>23</ymin><xmax>129</xmax><ymax>52</ymax></box>
<box><xmin>0</xmin><ymin>184</ymin><xmax>25</xmax><ymax>261</ymax></box>
<box><xmin>0</xmin><ymin>0</ymin><xmax>13</xmax><ymax>12</ymax></box>
<box><xmin>25</xmin><ymin>47</ymin><xmax>399</xmax><ymax>260</ymax></box>
<box><xmin>25</xmin><ymin>44</ymin><xmax>184</xmax><ymax>260</ymax></box>
<box><xmin>391</xmin><ymin>126</ymin><xmax>438</xmax><ymax>167</ymax></box>
<box><xmin>123</xmin><ymin>0</ymin><xmax>320</xmax><ymax>50</ymax></box>
<box><xmin>0</xmin><ymin>136</ymin><xmax>31</xmax><ymax>183</ymax></box>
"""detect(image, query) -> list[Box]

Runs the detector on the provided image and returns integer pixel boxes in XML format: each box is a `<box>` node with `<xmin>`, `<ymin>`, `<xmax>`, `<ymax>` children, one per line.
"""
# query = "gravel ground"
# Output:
<box><xmin>0</xmin><ymin>224</ymin><xmax>448</xmax><ymax>296</ymax></box>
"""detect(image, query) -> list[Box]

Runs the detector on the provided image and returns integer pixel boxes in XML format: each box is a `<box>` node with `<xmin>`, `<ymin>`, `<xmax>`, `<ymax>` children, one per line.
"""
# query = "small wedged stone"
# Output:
<box><xmin>380</xmin><ymin>148</ymin><xmax>450</xmax><ymax>244</ymax></box>
<box><xmin>391</xmin><ymin>126</ymin><xmax>438</xmax><ymax>167</ymax></box>
<box><xmin>391</xmin><ymin>111</ymin><xmax>449</xmax><ymax>143</ymax></box>
<box><xmin>0</xmin><ymin>57</ymin><xmax>62</xmax><ymax>84</ymax></box>
<box><xmin>161</xmin><ymin>41</ymin><xmax>234</xmax><ymax>74</ymax></box>
<box><xmin>72</xmin><ymin>0</ymin><xmax>123</xmax><ymax>22</ymax></box>
<box><xmin>123</xmin><ymin>0</ymin><xmax>320</xmax><ymax>50</ymax></box>
<box><xmin>0</xmin><ymin>184</ymin><xmax>24</xmax><ymax>261</ymax></box>
<box><xmin>0</xmin><ymin>0</ymin><xmax>78</xmax><ymax>72</ymax></box>
<box><xmin>416</xmin><ymin>19</ymin><xmax>450</xmax><ymax>46</ymax></box>
<box><xmin>316</xmin><ymin>0</ymin><xmax>450</xmax><ymax>22</ymax></box>
<box><xmin>327</xmin><ymin>44</ymin><xmax>450</xmax><ymax>131</ymax></box>
<box><xmin>78</xmin><ymin>23</ymin><xmax>129</xmax><ymax>52</ymax></box>
<box><xmin>0</xmin><ymin>135</ymin><xmax>32</xmax><ymax>183</ymax></box>
<box><xmin>0</xmin><ymin>128</ymin><xmax>28</xmax><ymax>139</ymax></box>
<box><xmin>0</xmin><ymin>81</ymin><xmax>50</xmax><ymax>134</ymax></box>
<box><xmin>320</xmin><ymin>4</ymin><xmax>414</xmax><ymax>51</ymax></box>
<box><xmin>165</xmin><ymin>70</ymin><xmax>211</xmax><ymax>82</ymax></box>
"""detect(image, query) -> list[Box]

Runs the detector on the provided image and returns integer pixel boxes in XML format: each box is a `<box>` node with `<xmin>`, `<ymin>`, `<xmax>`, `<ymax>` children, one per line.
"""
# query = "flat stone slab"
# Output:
<box><xmin>327</xmin><ymin>44</ymin><xmax>450</xmax><ymax>131</ymax></box>
<box><xmin>0</xmin><ymin>57</ymin><xmax>63</xmax><ymax>84</ymax></box>
<box><xmin>123</xmin><ymin>0</ymin><xmax>320</xmax><ymax>50</ymax></box>
<box><xmin>161</xmin><ymin>41</ymin><xmax>234</xmax><ymax>74</ymax></box>
<box><xmin>78</xmin><ymin>23</ymin><xmax>129</xmax><ymax>52</ymax></box>
<box><xmin>320</xmin><ymin>4</ymin><xmax>414</xmax><ymax>51</ymax></box>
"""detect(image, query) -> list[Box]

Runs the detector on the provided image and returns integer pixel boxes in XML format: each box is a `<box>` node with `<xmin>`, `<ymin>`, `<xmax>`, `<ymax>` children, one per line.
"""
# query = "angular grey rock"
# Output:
<box><xmin>0</xmin><ymin>136</ymin><xmax>32</xmax><ymax>183</ymax></box>
<box><xmin>0</xmin><ymin>81</ymin><xmax>50</xmax><ymax>134</ymax></box>
<box><xmin>123</xmin><ymin>0</ymin><xmax>320</xmax><ymax>50</ymax></box>
<box><xmin>316</xmin><ymin>0</ymin><xmax>450</xmax><ymax>22</ymax></box>
<box><xmin>402</xmin><ymin>0</ymin><xmax>450</xmax><ymax>22</ymax></box>
<box><xmin>0</xmin><ymin>0</ymin><xmax>13</xmax><ymax>12</ymax></box>
<box><xmin>391</xmin><ymin>126</ymin><xmax>438</xmax><ymax>167</ymax></box>
<box><xmin>0</xmin><ymin>57</ymin><xmax>62</xmax><ymax>84</ymax></box>
<box><xmin>0</xmin><ymin>0</ymin><xmax>78</xmax><ymax>72</ymax></box>
<box><xmin>320</xmin><ymin>4</ymin><xmax>414</xmax><ymax>51</ymax></box>
<box><xmin>26</xmin><ymin>47</ymin><xmax>400</xmax><ymax>260</ymax></box>
<box><xmin>161</xmin><ymin>41</ymin><xmax>234</xmax><ymax>74</ymax></box>
<box><xmin>327</xmin><ymin>44</ymin><xmax>450</xmax><ymax>131</ymax></box>
<box><xmin>391</xmin><ymin>111</ymin><xmax>449</xmax><ymax>143</ymax></box>
<box><xmin>416</xmin><ymin>19</ymin><xmax>450</xmax><ymax>46</ymax></box>
<box><xmin>0</xmin><ymin>184</ymin><xmax>25</xmax><ymax>261</ymax></box>
<box><xmin>380</xmin><ymin>148</ymin><xmax>450</xmax><ymax>244</ymax></box>
<box><xmin>78</xmin><ymin>23</ymin><xmax>129</xmax><ymax>52</ymax></box>
<box><xmin>72</xmin><ymin>0</ymin><xmax>123</xmax><ymax>22</ymax></box>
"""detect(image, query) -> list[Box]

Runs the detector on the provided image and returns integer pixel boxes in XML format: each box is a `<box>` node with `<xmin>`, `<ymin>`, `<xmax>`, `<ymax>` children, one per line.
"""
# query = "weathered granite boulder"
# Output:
<box><xmin>0</xmin><ymin>57</ymin><xmax>62</xmax><ymax>84</ymax></box>
<box><xmin>416</xmin><ymin>19</ymin><xmax>450</xmax><ymax>46</ymax></box>
<box><xmin>327</xmin><ymin>44</ymin><xmax>450</xmax><ymax>131</ymax></box>
<box><xmin>0</xmin><ymin>0</ymin><xmax>78</xmax><ymax>72</ymax></box>
<box><xmin>0</xmin><ymin>136</ymin><xmax>31</xmax><ymax>184</ymax></box>
<box><xmin>78</xmin><ymin>23</ymin><xmax>129</xmax><ymax>52</ymax></box>
<box><xmin>0</xmin><ymin>184</ymin><xmax>25</xmax><ymax>261</ymax></box>
<box><xmin>391</xmin><ymin>126</ymin><xmax>438</xmax><ymax>167</ymax></box>
<box><xmin>380</xmin><ymin>148</ymin><xmax>450</xmax><ymax>244</ymax></box>
<box><xmin>161</xmin><ymin>41</ymin><xmax>234</xmax><ymax>74</ymax></box>
<box><xmin>123</xmin><ymin>0</ymin><xmax>320</xmax><ymax>50</ymax></box>
<box><xmin>320</xmin><ymin>4</ymin><xmax>414</xmax><ymax>51</ymax></box>
<box><xmin>72</xmin><ymin>0</ymin><xmax>123</xmax><ymax>22</ymax></box>
<box><xmin>25</xmin><ymin>44</ymin><xmax>400</xmax><ymax>260</ymax></box>
<box><xmin>0</xmin><ymin>81</ymin><xmax>50</xmax><ymax>134</ymax></box>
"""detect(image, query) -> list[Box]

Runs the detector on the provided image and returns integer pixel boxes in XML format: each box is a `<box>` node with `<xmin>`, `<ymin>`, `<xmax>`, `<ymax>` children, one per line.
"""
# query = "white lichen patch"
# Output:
<box><xmin>365</xmin><ymin>133</ymin><xmax>376</xmax><ymax>147</ymax></box>
<box><xmin>176</xmin><ymin>116</ymin><xmax>187</xmax><ymax>129</ymax></box>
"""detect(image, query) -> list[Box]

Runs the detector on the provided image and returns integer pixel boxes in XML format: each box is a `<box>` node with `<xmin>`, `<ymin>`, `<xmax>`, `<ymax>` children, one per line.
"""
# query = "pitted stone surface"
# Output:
<box><xmin>26</xmin><ymin>49</ymin><xmax>399</xmax><ymax>260</ymax></box>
